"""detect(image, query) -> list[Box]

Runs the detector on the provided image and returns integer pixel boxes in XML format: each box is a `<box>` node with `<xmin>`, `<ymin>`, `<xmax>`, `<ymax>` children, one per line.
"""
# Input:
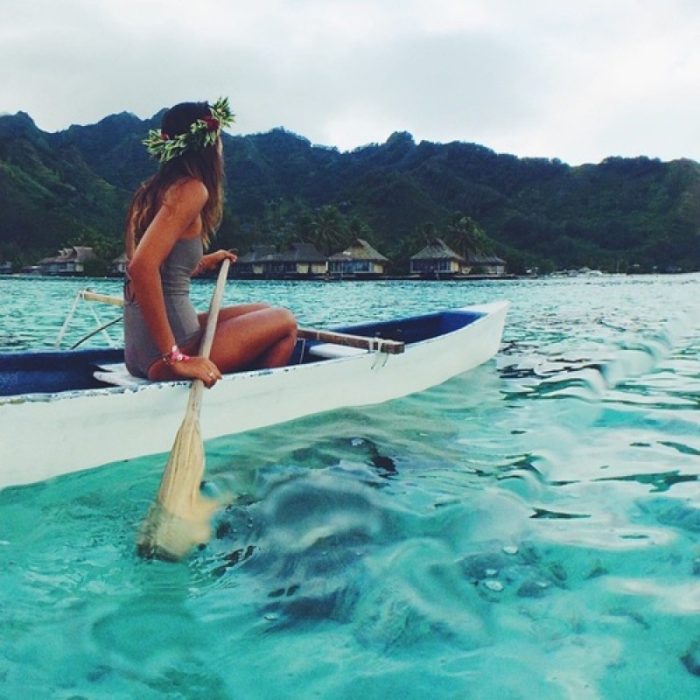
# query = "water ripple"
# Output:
<box><xmin>2</xmin><ymin>274</ymin><xmax>700</xmax><ymax>697</ymax></box>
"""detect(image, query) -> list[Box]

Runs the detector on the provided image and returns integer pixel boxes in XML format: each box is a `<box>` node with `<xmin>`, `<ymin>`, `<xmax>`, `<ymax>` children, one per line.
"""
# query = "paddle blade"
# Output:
<box><xmin>137</xmin><ymin>412</ymin><xmax>219</xmax><ymax>560</ymax></box>
<box><xmin>136</xmin><ymin>498</ymin><xmax>218</xmax><ymax>561</ymax></box>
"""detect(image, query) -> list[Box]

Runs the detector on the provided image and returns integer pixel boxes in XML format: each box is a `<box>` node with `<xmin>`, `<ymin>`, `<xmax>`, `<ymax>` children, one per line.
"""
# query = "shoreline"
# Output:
<box><xmin>2</xmin><ymin>271</ymin><xmax>696</xmax><ymax>282</ymax></box>
<box><xmin>3</xmin><ymin>272</ymin><xmax>522</xmax><ymax>282</ymax></box>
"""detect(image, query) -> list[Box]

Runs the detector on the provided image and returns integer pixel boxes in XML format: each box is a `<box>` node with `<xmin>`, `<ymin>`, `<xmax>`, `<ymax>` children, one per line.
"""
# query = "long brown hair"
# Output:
<box><xmin>125</xmin><ymin>102</ymin><xmax>224</xmax><ymax>258</ymax></box>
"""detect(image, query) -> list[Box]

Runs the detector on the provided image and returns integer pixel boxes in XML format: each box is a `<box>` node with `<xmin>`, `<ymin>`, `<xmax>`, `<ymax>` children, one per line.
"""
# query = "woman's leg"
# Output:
<box><xmin>196</xmin><ymin>303</ymin><xmax>270</xmax><ymax>325</ymax></box>
<box><xmin>148</xmin><ymin>304</ymin><xmax>296</xmax><ymax>381</ymax></box>
<box><xmin>197</xmin><ymin>306</ymin><xmax>297</xmax><ymax>373</ymax></box>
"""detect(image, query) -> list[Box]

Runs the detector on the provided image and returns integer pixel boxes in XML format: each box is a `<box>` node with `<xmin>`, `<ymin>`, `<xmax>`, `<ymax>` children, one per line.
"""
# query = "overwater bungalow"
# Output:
<box><xmin>270</xmin><ymin>242</ymin><xmax>327</xmax><ymax>277</ymax></box>
<box><xmin>410</xmin><ymin>238</ymin><xmax>464</xmax><ymax>277</ymax></box>
<box><xmin>111</xmin><ymin>252</ymin><xmax>128</xmax><ymax>275</ymax></box>
<box><xmin>465</xmin><ymin>253</ymin><xmax>507</xmax><ymax>276</ymax></box>
<box><xmin>328</xmin><ymin>238</ymin><xmax>389</xmax><ymax>278</ymax></box>
<box><xmin>235</xmin><ymin>243</ymin><xmax>327</xmax><ymax>278</ymax></box>
<box><xmin>235</xmin><ymin>245</ymin><xmax>276</xmax><ymax>276</ymax></box>
<box><xmin>38</xmin><ymin>246</ymin><xmax>96</xmax><ymax>275</ymax></box>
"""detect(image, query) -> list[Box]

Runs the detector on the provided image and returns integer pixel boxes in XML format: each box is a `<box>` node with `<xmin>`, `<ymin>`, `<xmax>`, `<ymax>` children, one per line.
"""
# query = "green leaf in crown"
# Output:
<box><xmin>143</xmin><ymin>97</ymin><xmax>235</xmax><ymax>163</ymax></box>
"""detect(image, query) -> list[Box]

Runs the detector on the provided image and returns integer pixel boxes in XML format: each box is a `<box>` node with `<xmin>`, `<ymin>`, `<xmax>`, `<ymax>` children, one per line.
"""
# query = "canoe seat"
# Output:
<box><xmin>94</xmin><ymin>363</ymin><xmax>151</xmax><ymax>387</ymax></box>
<box><xmin>307</xmin><ymin>343</ymin><xmax>368</xmax><ymax>359</ymax></box>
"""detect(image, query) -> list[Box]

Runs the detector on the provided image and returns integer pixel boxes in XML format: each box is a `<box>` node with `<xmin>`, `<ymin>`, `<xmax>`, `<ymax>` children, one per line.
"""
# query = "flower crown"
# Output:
<box><xmin>143</xmin><ymin>97</ymin><xmax>235</xmax><ymax>163</ymax></box>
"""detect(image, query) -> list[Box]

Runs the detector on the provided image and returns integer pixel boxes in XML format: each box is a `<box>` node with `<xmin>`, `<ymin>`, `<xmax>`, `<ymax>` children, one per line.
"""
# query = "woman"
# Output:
<box><xmin>124</xmin><ymin>98</ymin><xmax>297</xmax><ymax>386</ymax></box>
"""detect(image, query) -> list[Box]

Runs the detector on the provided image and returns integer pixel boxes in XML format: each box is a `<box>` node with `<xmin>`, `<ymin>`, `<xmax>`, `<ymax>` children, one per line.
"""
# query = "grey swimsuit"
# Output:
<box><xmin>123</xmin><ymin>237</ymin><xmax>204</xmax><ymax>377</ymax></box>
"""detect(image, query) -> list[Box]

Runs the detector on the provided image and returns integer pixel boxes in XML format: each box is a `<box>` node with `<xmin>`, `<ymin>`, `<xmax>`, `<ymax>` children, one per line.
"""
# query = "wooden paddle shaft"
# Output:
<box><xmin>185</xmin><ymin>259</ymin><xmax>230</xmax><ymax>417</ymax></box>
<box><xmin>198</xmin><ymin>259</ymin><xmax>230</xmax><ymax>360</ymax></box>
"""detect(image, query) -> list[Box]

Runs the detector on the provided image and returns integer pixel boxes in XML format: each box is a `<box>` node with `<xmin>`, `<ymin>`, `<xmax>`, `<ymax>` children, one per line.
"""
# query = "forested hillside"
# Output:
<box><xmin>1</xmin><ymin>109</ymin><xmax>698</xmax><ymax>274</ymax></box>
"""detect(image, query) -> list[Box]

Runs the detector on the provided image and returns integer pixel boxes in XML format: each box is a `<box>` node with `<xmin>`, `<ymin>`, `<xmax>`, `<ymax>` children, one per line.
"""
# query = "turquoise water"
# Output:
<box><xmin>1</xmin><ymin>274</ymin><xmax>699</xmax><ymax>699</ymax></box>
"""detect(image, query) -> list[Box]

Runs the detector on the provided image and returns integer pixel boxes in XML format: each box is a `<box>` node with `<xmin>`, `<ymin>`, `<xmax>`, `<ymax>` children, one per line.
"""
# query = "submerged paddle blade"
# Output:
<box><xmin>136</xmin><ymin>497</ymin><xmax>218</xmax><ymax>561</ymax></box>
<box><xmin>137</xmin><ymin>410</ymin><xmax>219</xmax><ymax>560</ymax></box>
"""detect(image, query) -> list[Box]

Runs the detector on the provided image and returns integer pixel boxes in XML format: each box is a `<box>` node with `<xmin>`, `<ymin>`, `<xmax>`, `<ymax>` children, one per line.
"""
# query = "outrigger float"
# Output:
<box><xmin>0</xmin><ymin>292</ymin><xmax>508</xmax><ymax>490</ymax></box>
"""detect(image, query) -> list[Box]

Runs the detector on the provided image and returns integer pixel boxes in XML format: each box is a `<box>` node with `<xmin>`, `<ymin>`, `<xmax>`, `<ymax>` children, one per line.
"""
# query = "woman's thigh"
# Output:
<box><xmin>205</xmin><ymin>307</ymin><xmax>296</xmax><ymax>371</ymax></box>
<box><xmin>196</xmin><ymin>303</ymin><xmax>270</xmax><ymax>326</ymax></box>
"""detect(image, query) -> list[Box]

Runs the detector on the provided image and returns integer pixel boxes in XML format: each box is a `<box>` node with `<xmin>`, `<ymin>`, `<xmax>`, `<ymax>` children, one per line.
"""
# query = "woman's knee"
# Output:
<box><xmin>273</xmin><ymin>307</ymin><xmax>297</xmax><ymax>334</ymax></box>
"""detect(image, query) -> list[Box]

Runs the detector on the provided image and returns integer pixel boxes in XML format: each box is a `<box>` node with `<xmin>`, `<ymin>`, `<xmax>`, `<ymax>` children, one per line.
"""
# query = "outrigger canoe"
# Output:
<box><xmin>0</xmin><ymin>301</ymin><xmax>508</xmax><ymax>490</ymax></box>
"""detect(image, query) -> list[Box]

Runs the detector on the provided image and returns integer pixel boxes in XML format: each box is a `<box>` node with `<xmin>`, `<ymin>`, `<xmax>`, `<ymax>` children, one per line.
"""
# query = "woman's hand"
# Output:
<box><xmin>196</xmin><ymin>249</ymin><xmax>237</xmax><ymax>274</ymax></box>
<box><xmin>169</xmin><ymin>356</ymin><xmax>223</xmax><ymax>388</ymax></box>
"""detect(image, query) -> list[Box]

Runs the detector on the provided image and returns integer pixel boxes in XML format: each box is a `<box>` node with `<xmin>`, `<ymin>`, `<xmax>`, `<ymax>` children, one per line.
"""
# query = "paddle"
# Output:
<box><xmin>137</xmin><ymin>259</ymin><xmax>231</xmax><ymax>560</ymax></box>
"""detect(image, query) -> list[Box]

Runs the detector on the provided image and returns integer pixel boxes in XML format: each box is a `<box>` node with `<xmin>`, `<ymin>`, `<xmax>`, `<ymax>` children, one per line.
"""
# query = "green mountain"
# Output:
<box><xmin>1</xmin><ymin>109</ymin><xmax>698</xmax><ymax>273</ymax></box>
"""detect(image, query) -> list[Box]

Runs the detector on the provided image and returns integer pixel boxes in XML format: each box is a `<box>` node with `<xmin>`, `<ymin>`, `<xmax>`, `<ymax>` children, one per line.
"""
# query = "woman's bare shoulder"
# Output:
<box><xmin>163</xmin><ymin>178</ymin><xmax>209</xmax><ymax>208</ymax></box>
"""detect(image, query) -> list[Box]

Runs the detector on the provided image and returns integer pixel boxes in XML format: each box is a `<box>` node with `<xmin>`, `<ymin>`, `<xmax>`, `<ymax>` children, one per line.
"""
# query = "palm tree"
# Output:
<box><xmin>445</xmin><ymin>214</ymin><xmax>492</xmax><ymax>258</ymax></box>
<box><xmin>309</xmin><ymin>205</ymin><xmax>347</xmax><ymax>255</ymax></box>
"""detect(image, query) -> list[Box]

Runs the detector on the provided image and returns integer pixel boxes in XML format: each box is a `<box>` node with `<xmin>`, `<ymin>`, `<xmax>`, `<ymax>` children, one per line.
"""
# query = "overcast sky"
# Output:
<box><xmin>2</xmin><ymin>0</ymin><xmax>699</xmax><ymax>165</ymax></box>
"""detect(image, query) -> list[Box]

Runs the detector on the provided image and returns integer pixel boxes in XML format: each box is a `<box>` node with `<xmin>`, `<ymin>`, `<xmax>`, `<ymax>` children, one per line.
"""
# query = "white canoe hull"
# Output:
<box><xmin>0</xmin><ymin>302</ymin><xmax>508</xmax><ymax>489</ymax></box>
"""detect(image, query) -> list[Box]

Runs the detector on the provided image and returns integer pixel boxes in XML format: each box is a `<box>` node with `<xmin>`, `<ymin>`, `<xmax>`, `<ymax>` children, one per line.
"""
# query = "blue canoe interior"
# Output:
<box><xmin>0</xmin><ymin>309</ymin><xmax>485</xmax><ymax>397</ymax></box>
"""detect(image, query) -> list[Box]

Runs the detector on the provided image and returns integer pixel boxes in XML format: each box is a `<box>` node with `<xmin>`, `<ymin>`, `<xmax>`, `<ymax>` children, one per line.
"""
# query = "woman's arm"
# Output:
<box><xmin>193</xmin><ymin>249</ymin><xmax>238</xmax><ymax>275</ymax></box>
<box><xmin>127</xmin><ymin>178</ymin><xmax>209</xmax><ymax>357</ymax></box>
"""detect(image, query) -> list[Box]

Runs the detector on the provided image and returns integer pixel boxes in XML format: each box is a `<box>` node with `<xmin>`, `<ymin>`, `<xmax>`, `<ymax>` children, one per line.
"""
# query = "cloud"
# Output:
<box><xmin>1</xmin><ymin>0</ymin><xmax>699</xmax><ymax>164</ymax></box>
